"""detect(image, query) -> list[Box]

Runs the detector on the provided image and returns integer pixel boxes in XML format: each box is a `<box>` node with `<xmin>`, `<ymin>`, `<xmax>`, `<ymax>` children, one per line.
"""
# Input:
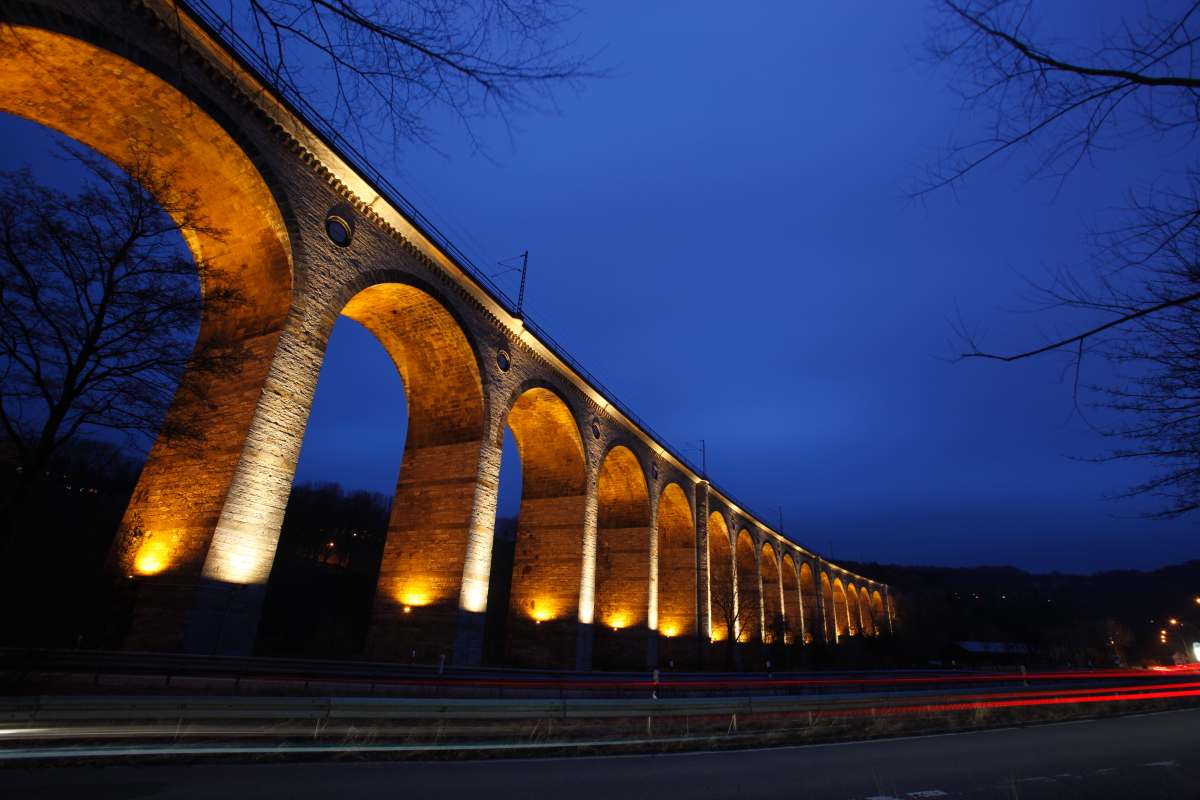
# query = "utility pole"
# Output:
<box><xmin>493</xmin><ymin>251</ymin><xmax>530</xmax><ymax>317</ymax></box>
<box><xmin>516</xmin><ymin>250</ymin><xmax>529</xmax><ymax>317</ymax></box>
<box><xmin>769</xmin><ymin>506</ymin><xmax>783</xmax><ymax>534</ymax></box>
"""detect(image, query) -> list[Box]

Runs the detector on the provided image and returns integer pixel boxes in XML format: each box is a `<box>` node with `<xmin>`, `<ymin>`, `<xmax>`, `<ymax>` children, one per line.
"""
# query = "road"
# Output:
<box><xmin>3</xmin><ymin>708</ymin><xmax>1198</xmax><ymax>799</ymax></box>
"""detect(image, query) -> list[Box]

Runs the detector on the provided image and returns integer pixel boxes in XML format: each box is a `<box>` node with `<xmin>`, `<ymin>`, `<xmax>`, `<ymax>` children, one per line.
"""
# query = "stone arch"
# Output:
<box><xmin>781</xmin><ymin>553</ymin><xmax>801</xmax><ymax>645</ymax></box>
<box><xmin>832</xmin><ymin>578</ymin><xmax>848</xmax><ymax>638</ymax></box>
<box><xmin>657</xmin><ymin>482</ymin><xmax>696</xmax><ymax>666</ymax></box>
<box><xmin>331</xmin><ymin>282</ymin><xmax>484</xmax><ymax>662</ymax></box>
<box><xmin>498</xmin><ymin>385</ymin><xmax>588</xmax><ymax>669</ymax></box>
<box><xmin>846</xmin><ymin>582</ymin><xmax>861</xmax><ymax>636</ymax></box>
<box><xmin>760</xmin><ymin>544</ymin><xmax>782</xmax><ymax>645</ymax></box>
<box><xmin>735</xmin><ymin>530</ymin><xmax>759</xmax><ymax>645</ymax></box>
<box><xmin>594</xmin><ymin>445</ymin><xmax>652</xmax><ymax>668</ymax></box>
<box><xmin>872</xmin><ymin>590</ymin><xmax>886</xmax><ymax>634</ymax></box>
<box><xmin>860</xmin><ymin>586</ymin><xmax>876</xmax><ymax>636</ymax></box>
<box><xmin>821</xmin><ymin>571</ymin><xmax>836</xmax><ymax>642</ymax></box>
<box><xmin>799</xmin><ymin>562</ymin><xmax>818</xmax><ymax>644</ymax></box>
<box><xmin>707</xmin><ymin>512</ymin><xmax>733</xmax><ymax>644</ymax></box>
<box><xmin>0</xmin><ymin>21</ymin><xmax>300</xmax><ymax>651</ymax></box>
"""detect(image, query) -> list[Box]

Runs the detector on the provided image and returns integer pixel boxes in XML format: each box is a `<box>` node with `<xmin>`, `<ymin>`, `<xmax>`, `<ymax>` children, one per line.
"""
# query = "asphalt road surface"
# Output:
<box><xmin>3</xmin><ymin>709</ymin><xmax>1199</xmax><ymax>799</ymax></box>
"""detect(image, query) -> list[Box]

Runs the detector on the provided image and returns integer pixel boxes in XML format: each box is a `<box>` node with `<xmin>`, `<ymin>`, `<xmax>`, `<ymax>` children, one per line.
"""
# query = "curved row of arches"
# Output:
<box><xmin>0</xmin><ymin>4</ymin><xmax>892</xmax><ymax>667</ymax></box>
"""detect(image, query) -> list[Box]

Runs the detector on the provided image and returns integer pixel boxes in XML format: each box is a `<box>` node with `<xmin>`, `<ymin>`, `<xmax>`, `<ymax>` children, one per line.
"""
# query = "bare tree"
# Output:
<box><xmin>708</xmin><ymin>564</ymin><xmax>762</xmax><ymax>668</ymax></box>
<box><xmin>201</xmin><ymin>0</ymin><xmax>604</xmax><ymax>156</ymax></box>
<box><xmin>0</xmin><ymin>141</ymin><xmax>242</xmax><ymax>545</ymax></box>
<box><xmin>922</xmin><ymin>1</ymin><xmax>1200</xmax><ymax>517</ymax></box>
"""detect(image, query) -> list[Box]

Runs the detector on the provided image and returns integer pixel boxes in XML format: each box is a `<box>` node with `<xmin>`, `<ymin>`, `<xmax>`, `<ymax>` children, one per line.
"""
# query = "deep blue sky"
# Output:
<box><xmin>4</xmin><ymin>0</ymin><xmax>1197</xmax><ymax>574</ymax></box>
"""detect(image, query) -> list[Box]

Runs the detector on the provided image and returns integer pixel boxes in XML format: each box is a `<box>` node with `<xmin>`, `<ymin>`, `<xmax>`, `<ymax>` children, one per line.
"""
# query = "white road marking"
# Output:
<box><xmin>1145</xmin><ymin>761</ymin><xmax>1179</xmax><ymax>767</ymax></box>
<box><xmin>906</xmin><ymin>793</ymin><xmax>949</xmax><ymax>798</ymax></box>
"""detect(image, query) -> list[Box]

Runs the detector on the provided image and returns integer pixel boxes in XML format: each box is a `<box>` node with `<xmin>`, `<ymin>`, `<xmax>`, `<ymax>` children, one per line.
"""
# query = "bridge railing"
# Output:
<box><xmin>182</xmin><ymin>0</ymin><xmax>821</xmax><ymax>559</ymax></box>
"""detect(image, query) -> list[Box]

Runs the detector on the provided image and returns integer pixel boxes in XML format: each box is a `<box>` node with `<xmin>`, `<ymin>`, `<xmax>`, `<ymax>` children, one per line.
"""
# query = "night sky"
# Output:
<box><xmin>4</xmin><ymin>0</ymin><xmax>1196</xmax><ymax>574</ymax></box>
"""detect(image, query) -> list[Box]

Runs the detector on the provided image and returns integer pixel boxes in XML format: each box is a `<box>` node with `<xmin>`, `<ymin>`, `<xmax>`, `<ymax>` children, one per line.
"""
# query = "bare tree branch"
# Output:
<box><xmin>204</xmin><ymin>0</ymin><xmax>607</xmax><ymax>156</ymax></box>
<box><xmin>0</xmin><ymin>139</ymin><xmax>244</xmax><ymax>544</ymax></box>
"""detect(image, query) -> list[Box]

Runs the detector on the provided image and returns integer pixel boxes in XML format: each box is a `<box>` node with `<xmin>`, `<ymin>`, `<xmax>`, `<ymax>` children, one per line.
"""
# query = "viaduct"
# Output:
<box><xmin>0</xmin><ymin>0</ymin><xmax>892</xmax><ymax>671</ymax></box>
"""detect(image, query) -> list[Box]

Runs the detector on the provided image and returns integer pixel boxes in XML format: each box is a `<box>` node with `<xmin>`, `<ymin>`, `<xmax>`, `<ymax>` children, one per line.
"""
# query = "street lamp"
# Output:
<box><xmin>1170</xmin><ymin>619</ymin><xmax>1200</xmax><ymax>638</ymax></box>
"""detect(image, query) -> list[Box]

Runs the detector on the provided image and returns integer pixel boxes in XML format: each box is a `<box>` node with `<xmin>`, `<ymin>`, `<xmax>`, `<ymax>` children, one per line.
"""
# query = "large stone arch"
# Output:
<box><xmin>760</xmin><ymin>543</ymin><xmax>782</xmax><ymax>646</ymax></box>
<box><xmin>780</xmin><ymin>553</ymin><xmax>801</xmax><ymax>645</ymax></box>
<box><xmin>872</xmin><ymin>590</ymin><xmax>887</xmax><ymax>634</ymax></box>
<box><xmin>593</xmin><ymin>444</ymin><xmax>652</xmax><ymax>669</ymax></box>
<box><xmin>497</xmin><ymin>384</ymin><xmax>587</xmax><ymax>670</ymax></box>
<box><xmin>0</xmin><ymin>20</ymin><xmax>301</xmax><ymax>652</ymax></box>
<box><xmin>846</xmin><ymin>582</ymin><xmax>861</xmax><ymax>636</ymax></box>
<box><xmin>821</xmin><ymin>571</ymin><xmax>836</xmax><ymax>643</ymax></box>
<box><xmin>860</xmin><ymin>586</ymin><xmax>875</xmax><ymax>636</ymax></box>
<box><xmin>657</xmin><ymin>482</ymin><xmax>696</xmax><ymax>667</ymax></box>
<box><xmin>707</xmin><ymin>512</ymin><xmax>733</xmax><ymax>647</ymax></box>
<box><xmin>735</xmin><ymin>530</ymin><xmax>759</xmax><ymax>647</ymax></box>
<box><xmin>330</xmin><ymin>281</ymin><xmax>485</xmax><ymax>663</ymax></box>
<box><xmin>832</xmin><ymin>578</ymin><xmax>848</xmax><ymax>639</ymax></box>
<box><xmin>799</xmin><ymin>561</ymin><xmax>818</xmax><ymax>644</ymax></box>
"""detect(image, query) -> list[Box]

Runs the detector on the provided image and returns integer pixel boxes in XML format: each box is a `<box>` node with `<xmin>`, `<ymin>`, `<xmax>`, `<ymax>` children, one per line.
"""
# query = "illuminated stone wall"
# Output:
<box><xmin>761</xmin><ymin>545</ymin><xmax>782</xmax><ymax>645</ymax></box>
<box><xmin>780</xmin><ymin>554</ymin><xmax>801</xmax><ymax>645</ymax></box>
<box><xmin>657</xmin><ymin>482</ymin><xmax>696</xmax><ymax>667</ymax></box>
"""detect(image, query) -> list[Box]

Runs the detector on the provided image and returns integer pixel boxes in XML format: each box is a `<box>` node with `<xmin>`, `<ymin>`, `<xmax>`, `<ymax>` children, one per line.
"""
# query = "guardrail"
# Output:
<box><xmin>1</xmin><ymin>675</ymin><xmax>1191</xmax><ymax>722</ymax></box>
<box><xmin>3</xmin><ymin>649</ymin><xmax>1123</xmax><ymax>698</ymax></box>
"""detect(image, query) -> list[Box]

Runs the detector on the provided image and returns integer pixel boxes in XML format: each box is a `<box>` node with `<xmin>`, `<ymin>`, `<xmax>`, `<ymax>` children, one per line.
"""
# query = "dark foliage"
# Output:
<box><xmin>845</xmin><ymin>558</ymin><xmax>1200</xmax><ymax>669</ymax></box>
<box><xmin>0</xmin><ymin>436</ymin><xmax>141</xmax><ymax>648</ymax></box>
<box><xmin>254</xmin><ymin>481</ymin><xmax>391</xmax><ymax>659</ymax></box>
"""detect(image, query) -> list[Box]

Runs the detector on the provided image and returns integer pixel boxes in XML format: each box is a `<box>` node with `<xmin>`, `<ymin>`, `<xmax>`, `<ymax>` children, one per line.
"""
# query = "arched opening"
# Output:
<box><xmin>594</xmin><ymin>445</ymin><xmax>652</xmax><ymax>669</ymax></box>
<box><xmin>821</xmin><ymin>572</ymin><xmax>836</xmax><ymax>643</ymax></box>
<box><xmin>872</xmin><ymin>590</ymin><xmax>887</xmax><ymax>634</ymax></box>
<box><xmin>781</xmin><ymin>554</ymin><xmax>801</xmax><ymax>646</ymax></box>
<box><xmin>502</xmin><ymin>387</ymin><xmax>586</xmax><ymax>669</ymax></box>
<box><xmin>255</xmin><ymin>319</ymin><xmax>401</xmax><ymax>660</ymax></box>
<box><xmin>800</xmin><ymin>562</ymin><xmax>818</xmax><ymax>644</ymax></box>
<box><xmin>0</xmin><ymin>26</ymin><xmax>292</xmax><ymax>653</ymax></box>
<box><xmin>332</xmin><ymin>283</ymin><xmax>485</xmax><ymax>664</ymax></box>
<box><xmin>735</xmin><ymin>530</ymin><xmax>760</xmax><ymax>651</ymax></box>
<box><xmin>657</xmin><ymin>483</ymin><xmax>696</xmax><ymax>667</ymax></box>
<box><xmin>846</xmin><ymin>582</ymin><xmax>861</xmax><ymax>636</ymax></box>
<box><xmin>760</xmin><ymin>545</ymin><xmax>782</xmax><ymax>646</ymax></box>
<box><xmin>860</xmin><ymin>587</ymin><xmax>876</xmax><ymax>636</ymax></box>
<box><xmin>707</xmin><ymin>513</ymin><xmax>733</xmax><ymax>656</ymax></box>
<box><xmin>832</xmin><ymin>578</ymin><xmax>848</xmax><ymax>639</ymax></box>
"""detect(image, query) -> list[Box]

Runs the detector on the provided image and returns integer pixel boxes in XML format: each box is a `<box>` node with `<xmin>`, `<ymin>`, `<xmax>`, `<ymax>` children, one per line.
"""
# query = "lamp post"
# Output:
<box><xmin>1170</xmin><ymin>619</ymin><xmax>1200</xmax><ymax>638</ymax></box>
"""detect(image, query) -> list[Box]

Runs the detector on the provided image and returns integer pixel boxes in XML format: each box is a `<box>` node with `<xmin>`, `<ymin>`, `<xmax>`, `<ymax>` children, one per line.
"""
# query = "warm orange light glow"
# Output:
<box><xmin>661</xmin><ymin>626</ymin><xmax>678</xmax><ymax>638</ymax></box>
<box><xmin>529</xmin><ymin>605</ymin><xmax>555</xmax><ymax>622</ymax></box>
<box><xmin>133</xmin><ymin>534</ymin><xmax>172</xmax><ymax>575</ymax></box>
<box><xmin>1172</xmin><ymin>619</ymin><xmax>1179</xmax><ymax>624</ymax></box>
<box><xmin>134</xmin><ymin>552</ymin><xmax>166</xmax><ymax>575</ymax></box>
<box><xmin>403</xmin><ymin>607</ymin><xmax>411</xmax><ymax>613</ymax></box>
<box><xmin>606</xmin><ymin>614</ymin><xmax>630</xmax><ymax>630</ymax></box>
<box><xmin>400</xmin><ymin>591</ymin><xmax>430</xmax><ymax>607</ymax></box>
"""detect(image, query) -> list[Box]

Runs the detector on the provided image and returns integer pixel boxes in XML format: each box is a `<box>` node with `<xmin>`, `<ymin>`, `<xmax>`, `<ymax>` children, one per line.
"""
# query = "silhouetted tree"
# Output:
<box><xmin>0</xmin><ymin>142</ymin><xmax>243</xmax><ymax>546</ymax></box>
<box><xmin>255</xmin><ymin>481</ymin><xmax>390</xmax><ymax>658</ymax></box>
<box><xmin>203</xmin><ymin>0</ymin><xmax>604</xmax><ymax>156</ymax></box>
<box><xmin>923</xmin><ymin>1</ymin><xmax>1200</xmax><ymax>518</ymax></box>
<box><xmin>708</xmin><ymin>565</ymin><xmax>762</xmax><ymax>669</ymax></box>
